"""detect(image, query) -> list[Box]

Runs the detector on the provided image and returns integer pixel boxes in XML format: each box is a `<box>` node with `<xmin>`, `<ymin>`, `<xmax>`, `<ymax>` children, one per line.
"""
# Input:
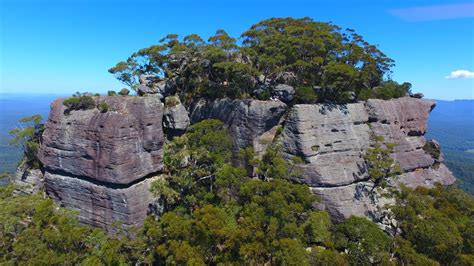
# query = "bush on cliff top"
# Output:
<box><xmin>63</xmin><ymin>92</ymin><xmax>96</xmax><ymax>115</ymax></box>
<box><xmin>109</xmin><ymin>17</ymin><xmax>411</xmax><ymax>103</ymax></box>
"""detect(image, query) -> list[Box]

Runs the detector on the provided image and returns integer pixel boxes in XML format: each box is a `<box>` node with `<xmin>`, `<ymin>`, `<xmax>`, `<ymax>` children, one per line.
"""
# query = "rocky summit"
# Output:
<box><xmin>17</xmin><ymin>95</ymin><xmax>455</xmax><ymax>232</ymax></box>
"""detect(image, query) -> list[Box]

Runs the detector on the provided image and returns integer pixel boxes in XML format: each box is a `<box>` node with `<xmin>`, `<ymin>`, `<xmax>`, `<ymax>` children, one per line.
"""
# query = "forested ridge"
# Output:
<box><xmin>1</xmin><ymin>17</ymin><xmax>473</xmax><ymax>265</ymax></box>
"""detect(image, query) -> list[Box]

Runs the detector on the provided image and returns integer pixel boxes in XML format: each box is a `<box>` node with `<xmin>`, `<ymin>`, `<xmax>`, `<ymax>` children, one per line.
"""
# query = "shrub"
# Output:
<box><xmin>165</xmin><ymin>96</ymin><xmax>180</xmax><ymax>107</ymax></box>
<box><xmin>97</xmin><ymin>102</ymin><xmax>109</xmax><ymax>113</ymax></box>
<box><xmin>107</xmin><ymin>90</ymin><xmax>117</xmax><ymax>96</ymax></box>
<box><xmin>118</xmin><ymin>88</ymin><xmax>130</xmax><ymax>96</ymax></box>
<box><xmin>294</xmin><ymin>86</ymin><xmax>317</xmax><ymax>104</ymax></box>
<box><xmin>63</xmin><ymin>95</ymin><xmax>96</xmax><ymax>115</ymax></box>
<box><xmin>423</xmin><ymin>141</ymin><xmax>441</xmax><ymax>160</ymax></box>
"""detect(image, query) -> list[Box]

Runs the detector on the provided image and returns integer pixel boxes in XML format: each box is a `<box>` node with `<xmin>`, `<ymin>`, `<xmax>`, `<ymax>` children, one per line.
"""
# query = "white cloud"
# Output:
<box><xmin>445</xmin><ymin>70</ymin><xmax>474</xmax><ymax>79</ymax></box>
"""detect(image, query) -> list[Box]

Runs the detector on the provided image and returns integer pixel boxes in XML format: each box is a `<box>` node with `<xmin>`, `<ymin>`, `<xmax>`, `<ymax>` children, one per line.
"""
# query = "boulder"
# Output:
<box><xmin>13</xmin><ymin>165</ymin><xmax>44</xmax><ymax>195</ymax></box>
<box><xmin>163</xmin><ymin>96</ymin><xmax>190</xmax><ymax>133</ymax></box>
<box><xmin>137</xmin><ymin>84</ymin><xmax>158</xmax><ymax>96</ymax></box>
<box><xmin>39</xmin><ymin>96</ymin><xmax>164</xmax><ymax>185</ymax></box>
<box><xmin>272</xmin><ymin>84</ymin><xmax>295</xmax><ymax>103</ymax></box>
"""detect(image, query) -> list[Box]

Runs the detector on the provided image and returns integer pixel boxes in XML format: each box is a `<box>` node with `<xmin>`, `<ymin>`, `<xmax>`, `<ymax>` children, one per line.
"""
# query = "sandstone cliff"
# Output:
<box><xmin>37</xmin><ymin>96</ymin><xmax>164</xmax><ymax>232</ymax></box>
<box><xmin>28</xmin><ymin>95</ymin><xmax>455</xmax><ymax>232</ymax></box>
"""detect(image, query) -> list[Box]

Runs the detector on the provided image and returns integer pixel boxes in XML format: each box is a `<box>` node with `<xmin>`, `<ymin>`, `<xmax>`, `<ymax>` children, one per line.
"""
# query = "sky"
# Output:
<box><xmin>0</xmin><ymin>0</ymin><xmax>473</xmax><ymax>100</ymax></box>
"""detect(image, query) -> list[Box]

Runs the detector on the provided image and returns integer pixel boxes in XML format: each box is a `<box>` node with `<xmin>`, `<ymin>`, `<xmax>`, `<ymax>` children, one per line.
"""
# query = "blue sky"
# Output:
<box><xmin>0</xmin><ymin>0</ymin><xmax>473</xmax><ymax>100</ymax></box>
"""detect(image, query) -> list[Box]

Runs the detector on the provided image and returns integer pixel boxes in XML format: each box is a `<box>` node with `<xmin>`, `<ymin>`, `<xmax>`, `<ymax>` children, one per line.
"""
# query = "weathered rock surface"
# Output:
<box><xmin>163</xmin><ymin>96</ymin><xmax>190</xmax><ymax>133</ymax></box>
<box><xmin>272</xmin><ymin>84</ymin><xmax>295</xmax><ymax>103</ymax></box>
<box><xmin>280</xmin><ymin>103</ymin><xmax>371</xmax><ymax>186</ymax></box>
<box><xmin>44</xmin><ymin>172</ymin><xmax>158</xmax><ymax>232</ymax></box>
<box><xmin>35</xmin><ymin>94</ymin><xmax>456</xmax><ymax>231</ymax></box>
<box><xmin>279</xmin><ymin>97</ymin><xmax>455</xmax><ymax>222</ymax></box>
<box><xmin>38</xmin><ymin>96</ymin><xmax>165</xmax><ymax>232</ymax></box>
<box><xmin>190</xmin><ymin>98</ymin><xmax>287</xmax><ymax>155</ymax></box>
<box><xmin>13</xmin><ymin>165</ymin><xmax>44</xmax><ymax>195</ymax></box>
<box><xmin>39</xmin><ymin>96</ymin><xmax>164</xmax><ymax>185</ymax></box>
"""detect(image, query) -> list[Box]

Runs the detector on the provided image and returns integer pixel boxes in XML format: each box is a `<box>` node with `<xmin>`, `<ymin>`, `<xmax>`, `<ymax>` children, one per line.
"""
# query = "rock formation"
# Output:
<box><xmin>190</xmin><ymin>98</ymin><xmax>287</xmax><ymax>156</ymax></box>
<box><xmin>38</xmin><ymin>96</ymin><xmax>164</xmax><ymax>232</ymax></box>
<box><xmin>34</xmin><ymin>94</ymin><xmax>455</xmax><ymax>232</ymax></box>
<box><xmin>13</xmin><ymin>165</ymin><xmax>44</xmax><ymax>195</ymax></box>
<box><xmin>279</xmin><ymin>97</ymin><xmax>455</xmax><ymax>222</ymax></box>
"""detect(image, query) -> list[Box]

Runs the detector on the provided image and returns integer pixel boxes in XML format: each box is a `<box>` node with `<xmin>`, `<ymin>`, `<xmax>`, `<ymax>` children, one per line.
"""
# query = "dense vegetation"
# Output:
<box><xmin>2</xmin><ymin>119</ymin><xmax>473</xmax><ymax>265</ymax></box>
<box><xmin>109</xmin><ymin>17</ymin><xmax>411</xmax><ymax>103</ymax></box>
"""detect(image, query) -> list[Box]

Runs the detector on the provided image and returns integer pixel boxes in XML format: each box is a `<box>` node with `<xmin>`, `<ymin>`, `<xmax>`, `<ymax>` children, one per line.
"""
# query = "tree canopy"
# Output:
<box><xmin>109</xmin><ymin>17</ymin><xmax>412</xmax><ymax>103</ymax></box>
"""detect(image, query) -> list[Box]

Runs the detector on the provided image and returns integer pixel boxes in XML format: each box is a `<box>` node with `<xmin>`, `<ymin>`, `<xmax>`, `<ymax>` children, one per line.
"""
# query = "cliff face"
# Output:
<box><xmin>38</xmin><ymin>96</ymin><xmax>164</xmax><ymax>232</ymax></box>
<box><xmin>279</xmin><ymin>98</ymin><xmax>455</xmax><ymax>222</ymax></box>
<box><xmin>32</xmin><ymin>95</ymin><xmax>455</xmax><ymax>231</ymax></box>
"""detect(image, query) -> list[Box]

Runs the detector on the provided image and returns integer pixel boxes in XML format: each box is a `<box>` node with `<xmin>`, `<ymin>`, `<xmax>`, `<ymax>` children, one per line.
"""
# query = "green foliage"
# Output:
<box><xmin>107</xmin><ymin>90</ymin><xmax>117</xmax><ymax>96</ymax></box>
<box><xmin>63</xmin><ymin>93</ymin><xmax>96</xmax><ymax>115</ymax></box>
<box><xmin>335</xmin><ymin>216</ymin><xmax>392</xmax><ymax>265</ymax></box>
<box><xmin>256</xmin><ymin>145</ymin><xmax>301</xmax><ymax>180</ymax></box>
<box><xmin>97</xmin><ymin>101</ymin><xmax>109</xmax><ymax>113</ymax></box>
<box><xmin>0</xmin><ymin>185</ymin><xmax>133</xmax><ymax>264</ymax></box>
<box><xmin>164</xmin><ymin>95</ymin><xmax>180</xmax><ymax>107</ymax></box>
<box><xmin>110</xmin><ymin>17</ymin><xmax>409</xmax><ymax>103</ymax></box>
<box><xmin>358</xmin><ymin>81</ymin><xmax>411</xmax><ymax>101</ymax></box>
<box><xmin>9</xmin><ymin>115</ymin><xmax>44</xmax><ymax>169</ymax></box>
<box><xmin>118</xmin><ymin>88</ymin><xmax>130</xmax><ymax>96</ymax></box>
<box><xmin>309</xmin><ymin>247</ymin><xmax>348</xmax><ymax>266</ymax></box>
<box><xmin>391</xmin><ymin>185</ymin><xmax>474</xmax><ymax>264</ymax></box>
<box><xmin>295</xmin><ymin>86</ymin><xmax>318</xmax><ymax>104</ymax></box>
<box><xmin>364</xmin><ymin>136</ymin><xmax>401</xmax><ymax>191</ymax></box>
<box><xmin>423</xmin><ymin>141</ymin><xmax>441</xmax><ymax>160</ymax></box>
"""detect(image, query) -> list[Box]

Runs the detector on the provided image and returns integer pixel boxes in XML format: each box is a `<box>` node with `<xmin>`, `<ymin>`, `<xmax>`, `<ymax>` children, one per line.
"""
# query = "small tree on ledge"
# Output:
<box><xmin>364</xmin><ymin>135</ymin><xmax>402</xmax><ymax>192</ymax></box>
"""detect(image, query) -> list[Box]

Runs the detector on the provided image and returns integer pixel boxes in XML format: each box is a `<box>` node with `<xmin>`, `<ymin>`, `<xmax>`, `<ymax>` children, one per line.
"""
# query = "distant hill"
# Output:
<box><xmin>0</xmin><ymin>93</ymin><xmax>61</xmax><ymax>185</ymax></box>
<box><xmin>426</xmin><ymin>99</ymin><xmax>474</xmax><ymax>195</ymax></box>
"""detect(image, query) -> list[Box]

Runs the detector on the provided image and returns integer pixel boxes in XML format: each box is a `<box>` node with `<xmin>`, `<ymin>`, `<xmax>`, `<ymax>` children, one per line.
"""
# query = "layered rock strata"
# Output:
<box><xmin>36</xmin><ymin>95</ymin><xmax>456</xmax><ymax>231</ymax></box>
<box><xmin>39</xmin><ymin>96</ymin><xmax>164</xmax><ymax>232</ymax></box>
<box><xmin>279</xmin><ymin>97</ymin><xmax>455</xmax><ymax>221</ymax></box>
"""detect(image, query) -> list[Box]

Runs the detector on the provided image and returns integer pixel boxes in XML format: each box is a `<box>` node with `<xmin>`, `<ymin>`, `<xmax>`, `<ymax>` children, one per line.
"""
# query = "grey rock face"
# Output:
<box><xmin>280</xmin><ymin>103</ymin><xmax>371</xmax><ymax>186</ymax></box>
<box><xmin>44</xmin><ymin>172</ymin><xmax>158</xmax><ymax>232</ymax></box>
<box><xmin>13</xmin><ymin>165</ymin><xmax>44</xmax><ymax>195</ymax></box>
<box><xmin>190</xmin><ymin>98</ymin><xmax>287</xmax><ymax>155</ymax></box>
<box><xmin>272</xmin><ymin>84</ymin><xmax>295</xmax><ymax>103</ymax></box>
<box><xmin>137</xmin><ymin>84</ymin><xmax>158</xmax><ymax>96</ymax></box>
<box><xmin>38</xmin><ymin>96</ymin><xmax>165</xmax><ymax>232</ymax></box>
<box><xmin>163</xmin><ymin>96</ymin><xmax>190</xmax><ymax>132</ymax></box>
<box><xmin>39</xmin><ymin>96</ymin><xmax>164</xmax><ymax>185</ymax></box>
<box><xmin>279</xmin><ymin>97</ymin><xmax>455</xmax><ymax>222</ymax></box>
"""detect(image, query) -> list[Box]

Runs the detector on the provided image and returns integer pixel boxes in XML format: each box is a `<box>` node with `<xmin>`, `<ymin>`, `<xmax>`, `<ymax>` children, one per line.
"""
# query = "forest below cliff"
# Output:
<box><xmin>1</xmin><ymin>119</ymin><xmax>474</xmax><ymax>265</ymax></box>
